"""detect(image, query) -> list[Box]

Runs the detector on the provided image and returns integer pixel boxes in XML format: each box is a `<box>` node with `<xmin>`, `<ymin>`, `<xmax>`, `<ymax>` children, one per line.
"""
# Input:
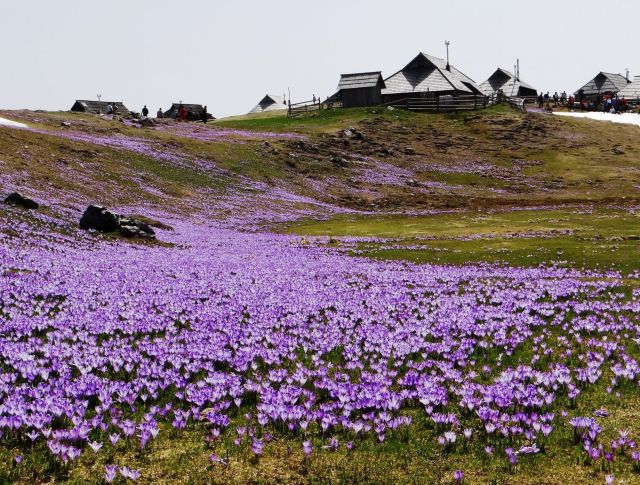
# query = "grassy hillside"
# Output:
<box><xmin>3</xmin><ymin>105</ymin><xmax>640</xmax><ymax>212</ymax></box>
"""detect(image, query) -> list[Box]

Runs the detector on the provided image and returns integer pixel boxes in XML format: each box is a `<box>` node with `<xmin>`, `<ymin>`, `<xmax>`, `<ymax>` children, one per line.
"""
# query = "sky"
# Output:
<box><xmin>0</xmin><ymin>0</ymin><xmax>638</xmax><ymax>118</ymax></box>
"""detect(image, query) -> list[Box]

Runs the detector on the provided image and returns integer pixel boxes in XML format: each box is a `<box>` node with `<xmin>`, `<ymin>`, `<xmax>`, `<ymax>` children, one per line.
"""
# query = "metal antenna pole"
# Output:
<box><xmin>445</xmin><ymin>41</ymin><xmax>450</xmax><ymax>70</ymax></box>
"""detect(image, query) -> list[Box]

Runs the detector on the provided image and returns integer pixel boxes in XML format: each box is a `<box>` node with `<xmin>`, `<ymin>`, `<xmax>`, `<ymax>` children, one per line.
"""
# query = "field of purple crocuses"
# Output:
<box><xmin>1</xmin><ymin>202</ymin><xmax>640</xmax><ymax>484</ymax></box>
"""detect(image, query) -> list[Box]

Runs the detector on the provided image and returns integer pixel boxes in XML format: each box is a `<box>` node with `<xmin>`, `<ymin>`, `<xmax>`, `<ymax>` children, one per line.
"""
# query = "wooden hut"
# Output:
<box><xmin>618</xmin><ymin>75</ymin><xmax>640</xmax><ymax>104</ymax></box>
<box><xmin>249</xmin><ymin>95</ymin><xmax>288</xmax><ymax>114</ymax></box>
<box><xmin>163</xmin><ymin>104</ymin><xmax>214</xmax><ymax>121</ymax></box>
<box><xmin>71</xmin><ymin>100</ymin><xmax>131</xmax><ymax>115</ymax></box>
<box><xmin>574</xmin><ymin>72</ymin><xmax>631</xmax><ymax>101</ymax></box>
<box><xmin>480</xmin><ymin>68</ymin><xmax>538</xmax><ymax>98</ymax></box>
<box><xmin>381</xmin><ymin>52</ymin><xmax>483</xmax><ymax>103</ymax></box>
<box><xmin>336</xmin><ymin>72</ymin><xmax>386</xmax><ymax>108</ymax></box>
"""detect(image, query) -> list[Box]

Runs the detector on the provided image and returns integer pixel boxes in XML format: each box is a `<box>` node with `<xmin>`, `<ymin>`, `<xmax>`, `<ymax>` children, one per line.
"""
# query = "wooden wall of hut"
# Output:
<box><xmin>342</xmin><ymin>87</ymin><xmax>382</xmax><ymax>108</ymax></box>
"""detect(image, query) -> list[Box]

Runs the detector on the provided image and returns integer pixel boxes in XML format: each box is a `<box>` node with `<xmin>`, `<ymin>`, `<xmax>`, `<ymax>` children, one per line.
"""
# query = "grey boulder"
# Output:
<box><xmin>79</xmin><ymin>205</ymin><xmax>155</xmax><ymax>239</ymax></box>
<box><xmin>4</xmin><ymin>192</ymin><xmax>40</xmax><ymax>210</ymax></box>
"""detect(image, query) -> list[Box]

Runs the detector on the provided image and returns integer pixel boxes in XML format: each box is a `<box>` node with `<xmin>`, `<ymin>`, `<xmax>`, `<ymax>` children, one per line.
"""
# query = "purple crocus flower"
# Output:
<box><xmin>209</xmin><ymin>453</ymin><xmax>227</xmax><ymax>465</ymax></box>
<box><xmin>302</xmin><ymin>440</ymin><xmax>312</xmax><ymax>458</ymax></box>
<box><xmin>251</xmin><ymin>439</ymin><xmax>263</xmax><ymax>455</ymax></box>
<box><xmin>88</xmin><ymin>441</ymin><xmax>103</xmax><ymax>453</ymax></box>
<box><xmin>104</xmin><ymin>465</ymin><xmax>118</xmax><ymax>483</ymax></box>
<box><xmin>120</xmin><ymin>466</ymin><xmax>141</xmax><ymax>481</ymax></box>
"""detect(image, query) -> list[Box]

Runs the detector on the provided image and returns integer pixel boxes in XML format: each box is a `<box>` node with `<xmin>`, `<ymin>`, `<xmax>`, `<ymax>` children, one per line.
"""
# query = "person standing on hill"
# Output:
<box><xmin>142</xmin><ymin>105</ymin><xmax>149</xmax><ymax>118</ymax></box>
<box><xmin>157</xmin><ymin>108</ymin><xmax>164</xmax><ymax>118</ymax></box>
<box><xmin>201</xmin><ymin>106</ymin><xmax>208</xmax><ymax>124</ymax></box>
<box><xmin>537</xmin><ymin>93</ymin><xmax>544</xmax><ymax>109</ymax></box>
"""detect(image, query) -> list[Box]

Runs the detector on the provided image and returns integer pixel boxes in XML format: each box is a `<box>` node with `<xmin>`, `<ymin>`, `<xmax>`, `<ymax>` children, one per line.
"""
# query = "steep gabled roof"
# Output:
<box><xmin>618</xmin><ymin>76</ymin><xmax>640</xmax><ymax>99</ymax></box>
<box><xmin>479</xmin><ymin>68</ymin><xmax>537</xmax><ymax>97</ymax></box>
<box><xmin>382</xmin><ymin>52</ymin><xmax>482</xmax><ymax>96</ymax></box>
<box><xmin>575</xmin><ymin>72</ymin><xmax>631</xmax><ymax>95</ymax></box>
<box><xmin>264</xmin><ymin>94</ymin><xmax>286</xmax><ymax>105</ymax></box>
<box><xmin>338</xmin><ymin>72</ymin><xmax>386</xmax><ymax>91</ymax></box>
<box><xmin>249</xmin><ymin>94</ymin><xmax>288</xmax><ymax>114</ymax></box>
<box><xmin>71</xmin><ymin>100</ymin><xmax>131</xmax><ymax>115</ymax></box>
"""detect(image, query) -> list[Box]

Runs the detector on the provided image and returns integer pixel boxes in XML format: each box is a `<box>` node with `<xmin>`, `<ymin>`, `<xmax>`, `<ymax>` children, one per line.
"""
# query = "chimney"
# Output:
<box><xmin>626</xmin><ymin>68</ymin><xmax>630</xmax><ymax>81</ymax></box>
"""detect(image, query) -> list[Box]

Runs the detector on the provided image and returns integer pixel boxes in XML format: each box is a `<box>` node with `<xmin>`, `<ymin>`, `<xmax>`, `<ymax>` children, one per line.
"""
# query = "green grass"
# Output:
<box><xmin>214</xmin><ymin>107</ymin><xmax>420</xmax><ymax>134</ymax></box>
<box><xmin>287</xmin><ymin>208</ymin><xmax>640</xmax><ymax>273</ymax></box>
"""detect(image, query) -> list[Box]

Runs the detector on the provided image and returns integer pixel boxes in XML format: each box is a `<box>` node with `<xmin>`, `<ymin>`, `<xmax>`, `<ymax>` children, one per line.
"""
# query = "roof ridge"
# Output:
<box><xmin>600</xmin><ymin>71</ymin><xmax>628</xmax><ymax>79</ymax></box>
<box><xmin>420</xmin><ymin>52</ymin><xmax>445</xmax><ymax>63</ymax></box>
<box><xmin>340</xmin><ymin>71</ymin><xmax>382</xmax><ymax>76</ymax></box>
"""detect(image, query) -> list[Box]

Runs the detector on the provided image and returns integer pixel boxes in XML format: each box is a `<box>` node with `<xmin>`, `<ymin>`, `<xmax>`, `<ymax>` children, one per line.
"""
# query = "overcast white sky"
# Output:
<box><xmin>0</xmin><ymin>0</ymin><xmax>638</xmax><ymax>118</ymax></box>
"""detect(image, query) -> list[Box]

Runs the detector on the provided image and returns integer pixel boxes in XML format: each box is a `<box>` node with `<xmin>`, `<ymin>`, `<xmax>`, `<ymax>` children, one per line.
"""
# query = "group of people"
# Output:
<box><xmin>138</xmin><ymin>104</ymin><xmax>209</xmax><ymax>123</ymax></box>
<box><xmin>535</xmin><ymin>90</ymin><xmax>636</xmax><ymax>114</ymax></box>
<box><xmin>597</xmin><ymin>94</ymin><xmax>630</xmax><ymax>114</ymax></box>
<box><xmin>536</xmin><ymin>91</ymin><xmax>568</xmax><ymax>109</ymax></box>
<box><xmin>571</xmin><ymin>89</ymin><xmax>633</xmax><ymax>113</ymax></box>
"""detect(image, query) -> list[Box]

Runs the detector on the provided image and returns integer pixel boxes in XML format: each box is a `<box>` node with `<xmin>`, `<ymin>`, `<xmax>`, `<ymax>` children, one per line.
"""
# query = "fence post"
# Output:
<box><xmin>405</xmin><ymin>99</ymin><xmax>409</xmax><ymax>110</ymax></box>
<box><xmin>436</xmin><ymin>97</ymin><xmax>440</xmax><ymax>113</ymax></box>
<box><xmin>474</xmin><ymin>95</ymin><xmax>477</xmax><ymax>110</ymax></box>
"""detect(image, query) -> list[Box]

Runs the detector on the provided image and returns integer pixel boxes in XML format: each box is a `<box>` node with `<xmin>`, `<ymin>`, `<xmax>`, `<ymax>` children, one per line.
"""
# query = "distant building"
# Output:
<box><xmin>336</xmin><ymin>72</ymin><xmax>386</xmax><ymax>108</ymax></box>
<box><xmin>574</xmin><ymin>72</ymin><xmax>631</xmax><ymax>100</ymax></box>
<box><xmin>618</xmin><ymin>75</ymin><xmax>640</xmax><ymax>103</ymax></box>
<box><xmin>163</xmin><ymin>104</ymin><xmax>214</xmax><ymax>121</ymax></box>
<box><xmin>382</xmin><ymin>52</ymin><xmax>483</xmax><ymax>102</ymax></box>
<box><xmin>480</xmin><ymin>68</ymin><xmax>538</xmax><ymax>98</ymax></box>
<box><xmin>249</xmin><ymin>94</ymin><xmax>288</xmax><ymax>114</ymax></box>
<box><xmin>71</xmin><ymin>100</ymin><xmax>131</xmax><ymax>115</ymax></box>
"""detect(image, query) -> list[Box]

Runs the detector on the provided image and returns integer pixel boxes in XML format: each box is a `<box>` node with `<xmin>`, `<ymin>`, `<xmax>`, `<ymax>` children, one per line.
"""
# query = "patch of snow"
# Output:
<box><xmin>0</xmin><ymin>117</ymin><xmax>27</xmax><ymax>129</ymax></box>
<box><xmin>554</xmin><ymin>111</ymin><xmax>640</xmax><ymax>127</ymax></box>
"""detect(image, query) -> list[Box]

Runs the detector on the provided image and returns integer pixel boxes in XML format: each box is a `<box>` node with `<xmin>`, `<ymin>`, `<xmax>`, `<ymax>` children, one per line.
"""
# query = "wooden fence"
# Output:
<box><xmin>288</xmin><ymin>99</ymin><xmax>323</xmax><ymax>116</ymax></box>
<box><xmin>286</xmin><ymin>93</ymin><xmax>545</xmax><ymax>116</ymax></box>
<box><xmin>381</xmin><ymin>94</ymin><xmax>490</xmax><ymax>113</ymax></box>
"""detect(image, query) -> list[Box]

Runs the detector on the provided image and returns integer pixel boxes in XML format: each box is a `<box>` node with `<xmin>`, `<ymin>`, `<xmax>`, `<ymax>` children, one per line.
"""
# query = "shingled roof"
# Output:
<box><xmin>618</xmin><ymin>76</ymin><xmax>640</xmax><ymax>100</ymax></box>
<box><xmin>480</xmin><ymin>68</ymin><xmax>538</xmax><ymax>97</ymax></box>
<box><xmin>337</xmin><ymin>72</ymin><xmax>386</xmax><ymax>91</ymax></box>
<box><xmin>249</xmin><ymin>94</ymin><xmax>288</xmax><ymax>114</ymax></box>
<box><xmin>575</xmin><ymin>72</ymin><xmax>631</xmax><ymax>96</ymax></box>
<box><xmin>71</xmin><ymin>100</ymin><xmax>131</xmax><ymax>115</ymax></box>
<box><xmin>382</xmin><ymin>52</ymin><xmax>482</xmax><ymax>96</ymax></box>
